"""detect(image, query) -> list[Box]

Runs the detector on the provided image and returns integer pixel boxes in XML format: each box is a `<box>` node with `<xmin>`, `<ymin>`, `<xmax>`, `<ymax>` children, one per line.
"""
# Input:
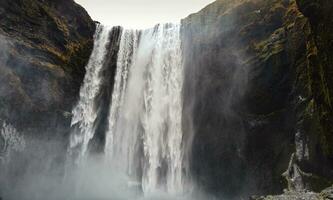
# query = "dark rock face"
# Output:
<box><xmin>0</xmin><ymin>1</ymin><xmax>95</xmax><ymax>198</ymax></box>
<box><xmin>181</xmin><ymin>0</ymin><xmax>333</xmax><ymax>198</ymax></box>
<box><xmin>295</xmin><ymin>0</ymin><xmax>333</xmax><ymax>183</ymax></box>
<box><xmin>0</xmin><ymin>0</ymin><xmax>95</xmax><ymax>137</ymax></box>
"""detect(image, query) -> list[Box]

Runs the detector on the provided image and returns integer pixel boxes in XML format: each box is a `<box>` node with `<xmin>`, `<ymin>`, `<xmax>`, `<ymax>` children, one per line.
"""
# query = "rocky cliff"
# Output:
<box><xmin>0</xmin><ymin>0</ymin><xmax>95</xmax><ymax>137</ymax></box>
<box><xmin>295</xmin><ymin>0</ymin><xmax>333</xmax><ymax>180</ymax></box>
<box><xmin>181</xmin><ymin>0</ymin><xmax>333</xmax><ymax>198</ymax></box>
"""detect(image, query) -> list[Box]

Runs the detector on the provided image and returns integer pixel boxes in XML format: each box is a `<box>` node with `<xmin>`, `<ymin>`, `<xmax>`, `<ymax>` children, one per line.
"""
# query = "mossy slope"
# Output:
<box><xmin>182</xmin><ymin>0</ymin><xmax>333</xmax><ymax>197</ymax></box>
<box><xmin>0</xmin><ymin>0</ymin><xmax>95</xmax><ymax>135</ymax></box>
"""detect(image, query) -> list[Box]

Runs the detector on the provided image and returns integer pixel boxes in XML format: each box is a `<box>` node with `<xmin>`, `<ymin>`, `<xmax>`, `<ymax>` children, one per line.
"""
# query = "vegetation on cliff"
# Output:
<box><xmin>182</xmin><ymin>0</ymin><xmax>333</xmax><ymax>197</ymax></box>
<box><xmin>0</xmin><ymin>0</ymin><xmax>95</xmax><ymax>134</ymax></box>
<box><xmin>296</xmin><ymin>0</ymin><xmax>333</xmax><ymax>169</ymax></box>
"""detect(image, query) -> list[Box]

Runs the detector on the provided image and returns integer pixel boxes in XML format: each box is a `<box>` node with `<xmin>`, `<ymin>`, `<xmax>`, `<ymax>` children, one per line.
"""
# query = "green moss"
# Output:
<box><xmin>40</xmin><ymin>4</ymin><xmax>70</xmax><ymax>37</ymax></box>
<box><xmin>308</xmin><ymin>174</ymin><xmax>333</xmax><ymax>192</ymax></box>
<box><xmin>65</xmin><ymin>40</ymin><xmax>91</xmax><ymax>71</ymax></box>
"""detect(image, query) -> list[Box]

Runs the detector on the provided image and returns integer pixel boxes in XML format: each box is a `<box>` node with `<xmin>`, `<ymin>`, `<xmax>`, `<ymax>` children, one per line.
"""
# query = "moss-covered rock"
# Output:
<box><xmin>0</xmin><ymin>0</ymin><xmax>95</xmax><ymax>136</ymax></box>
<box><xmin>296</xmin><ymin>0</ymin><xmax>333</xmax><ymax>163</ymax></box>
<box><xmin>182</xmin><ymin>0</ymin><xmax>333</xmax><ymax>198</ymax></box>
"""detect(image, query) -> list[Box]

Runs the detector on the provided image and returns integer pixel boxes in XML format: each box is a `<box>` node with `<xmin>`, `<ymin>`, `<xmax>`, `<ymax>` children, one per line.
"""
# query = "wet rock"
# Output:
<box><xmin>182</xmin><ymin>0</ymin><xmax>307</xmax><ymax>197</ymax></box>
<box><xmin>0</xmin><ymin>0</ymin><xmax>95</xmax><ymax>137</ymax></box>
<box><xmin>252</xmin><ymin>186</ymin><xmax>333</xmax><ymax>200</ymax></box>
<box><xmin>182</xmin><ymin>0</ymin><xmax>333</xmax><ymax>198</ymax></box>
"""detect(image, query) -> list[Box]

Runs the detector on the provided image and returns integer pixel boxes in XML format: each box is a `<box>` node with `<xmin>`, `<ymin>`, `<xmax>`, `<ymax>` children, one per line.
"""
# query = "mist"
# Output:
<box><xmin>0</xmin><ymin>35</ymin><xmax>12</xmax><ymax>107</ymax></box>
<box><xmin>0</xmin><ymin>129</ymin><xmax>212</xmax><ymax>200</ymax></box>
<box><xmin>0</xmin><ymin>24</ymin><xmax>213</xmax><ymax>200</ymax></box>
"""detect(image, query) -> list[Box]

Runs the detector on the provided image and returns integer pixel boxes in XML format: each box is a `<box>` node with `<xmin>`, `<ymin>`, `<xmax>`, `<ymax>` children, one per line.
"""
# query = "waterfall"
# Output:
<box><xmin>68</xmin><ymin>23</ymin><xmax>189</xmax><ymax>196</ymax></box>
<box><xmin>68</xmin><ymin>24</ymin><xmax>112</xmax><ymax>162</ymax></box>
<box><xmin>106</xmin><ymin>23</ymin><xmax>186</xmax><ymax>195</ymax></box>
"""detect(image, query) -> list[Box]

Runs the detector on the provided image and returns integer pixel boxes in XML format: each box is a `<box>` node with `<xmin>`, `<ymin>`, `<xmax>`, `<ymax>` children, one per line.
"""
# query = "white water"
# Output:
<box><xmin>106</xmin><ymin>23</ymin><xmax>187</xmax><ymax>195</ymax></box>
<box><xmin>69</xmin><ymin>24</ymin><xmax>111</xmax><ymax>162</ymax></box>
<box><xmin>0</xmin><ymin>122</ymin><xmax>25</xmax><ymax>164</ymax></box>
<box><xmin>68</xmin><ymin>23</ymin><xmax>189</xmax><ymax>197</ymax></box>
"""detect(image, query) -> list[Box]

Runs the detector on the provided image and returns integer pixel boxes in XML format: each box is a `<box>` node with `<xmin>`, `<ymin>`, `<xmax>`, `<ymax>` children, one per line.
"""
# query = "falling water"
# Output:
<box><xmin>0</xmin><ymin>122</ymin><xmax>25</xmax><ymax>164</ymax></box>
<box><xmin>68</xmin><ymin>23</ymin><xmax>189</xmax><ymax>197</ymax></box>
<box><xmin>69</xmin><ymin>24</ymin><xmax>111</xmax><ymax>162</ymax></box>
<box><xmin>106</xmin><ymin>23</ymin><xmax>187</xmax><ymax>195</ymax></box>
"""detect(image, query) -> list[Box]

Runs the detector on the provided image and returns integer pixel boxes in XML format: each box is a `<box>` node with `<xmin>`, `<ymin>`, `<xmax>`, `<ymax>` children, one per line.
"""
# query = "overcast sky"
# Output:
<box><xmin>75</xmin><ymin>0</ymin><xmax>215</xmax><ymax>29</ymax></box>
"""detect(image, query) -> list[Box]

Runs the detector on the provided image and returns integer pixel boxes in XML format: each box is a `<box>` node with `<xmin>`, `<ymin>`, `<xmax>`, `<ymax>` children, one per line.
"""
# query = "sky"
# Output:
<box><xmin>75</xmin><ymin>0</ymin><xmax>215</xmax><ymax>29</ymax></box>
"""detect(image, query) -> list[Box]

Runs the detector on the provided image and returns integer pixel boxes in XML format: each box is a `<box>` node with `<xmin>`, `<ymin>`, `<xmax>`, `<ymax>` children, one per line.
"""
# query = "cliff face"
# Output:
<box><xmin>0</xmin><ymin>0</ymin><xmax>95</xmax><ymax>136</ymax></box>
<box><xmin>182</xmin><ymin>0</ymin><xmax>333</xmax><ymax>197</ymax></box>
<box><xmin>295</xmin><ymin>0</ymin><xmax>333</xmax><ymax>175</ymax></box>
